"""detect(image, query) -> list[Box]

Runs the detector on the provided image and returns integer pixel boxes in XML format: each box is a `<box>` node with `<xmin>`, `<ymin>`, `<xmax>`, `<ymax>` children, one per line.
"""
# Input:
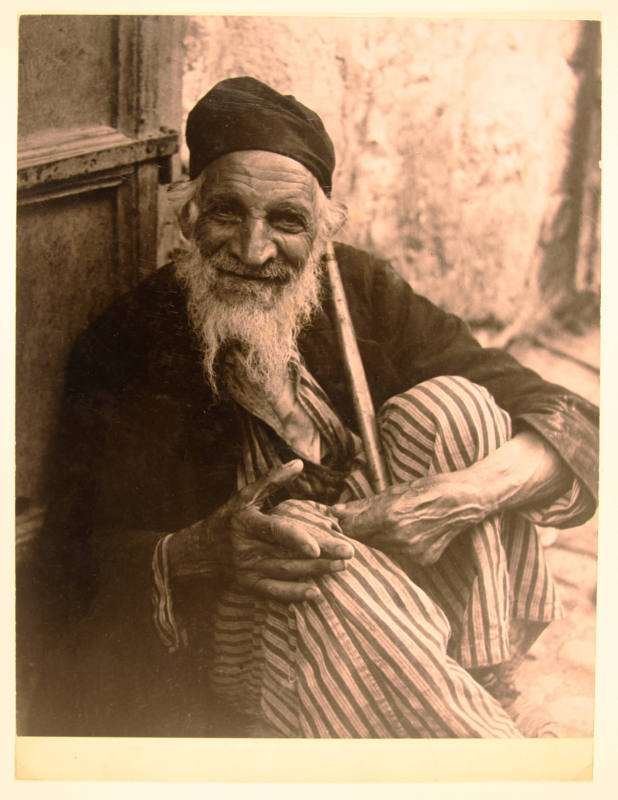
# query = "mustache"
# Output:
<box><xmin>204</xmin><ymin>250</ymin><xmax>299</xmax><ymax>284</ymax></box>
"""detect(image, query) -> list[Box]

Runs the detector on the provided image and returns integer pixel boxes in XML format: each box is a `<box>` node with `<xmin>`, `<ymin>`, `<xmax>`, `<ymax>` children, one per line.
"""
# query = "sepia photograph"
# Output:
<box><xmin>14</xmin><ymin>10</ymin><xmax>602</xmax><ymax>780</ymax></box>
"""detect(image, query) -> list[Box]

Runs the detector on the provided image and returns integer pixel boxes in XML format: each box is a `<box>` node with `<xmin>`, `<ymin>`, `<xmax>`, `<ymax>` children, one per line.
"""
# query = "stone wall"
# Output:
<box><xmin>182</xmin><ymin>16</ymin><xmax>598</xmax><ymax>331</ymax></box>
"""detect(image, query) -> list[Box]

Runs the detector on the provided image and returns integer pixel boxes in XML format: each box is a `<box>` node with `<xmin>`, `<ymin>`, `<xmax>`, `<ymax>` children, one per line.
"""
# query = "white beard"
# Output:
<box><xmin>175</xmin><ymin>241</ymin><xmax>324</xmax><ymax>397</ymax></box>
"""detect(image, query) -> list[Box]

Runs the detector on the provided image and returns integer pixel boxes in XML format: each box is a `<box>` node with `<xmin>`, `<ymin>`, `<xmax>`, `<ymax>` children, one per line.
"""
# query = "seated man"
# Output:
<box><xmin>28</xmin><ymin>77</ymin><xmax>598</xmax><ymax>738</ymax></box>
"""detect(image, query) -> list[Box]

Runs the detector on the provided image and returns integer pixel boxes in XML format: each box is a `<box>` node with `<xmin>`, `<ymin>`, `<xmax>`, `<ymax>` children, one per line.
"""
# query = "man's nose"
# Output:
<box><xmin>230</xmin><ymin>218</ymin><xmax>277</xmax><ymax>268</ymax></box>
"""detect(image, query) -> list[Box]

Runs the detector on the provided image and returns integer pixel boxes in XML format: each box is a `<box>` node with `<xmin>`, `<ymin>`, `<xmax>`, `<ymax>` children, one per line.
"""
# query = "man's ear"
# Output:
<box><xmin>178</xmin><ymin>203</ymin><xmax>197</xmax><ymax>240</ymax></box>
<box><xmin>328</xmin><ymin>200</ymin><xmax>348</xmax><ymax>237</ymax></box>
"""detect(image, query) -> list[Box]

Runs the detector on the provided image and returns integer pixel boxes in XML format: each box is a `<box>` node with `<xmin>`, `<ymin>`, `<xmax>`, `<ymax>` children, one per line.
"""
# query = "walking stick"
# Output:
<box><xmin>324</xmin><ymin>242</ymin><xmax>390</xmax><ymax>494</ymax></box>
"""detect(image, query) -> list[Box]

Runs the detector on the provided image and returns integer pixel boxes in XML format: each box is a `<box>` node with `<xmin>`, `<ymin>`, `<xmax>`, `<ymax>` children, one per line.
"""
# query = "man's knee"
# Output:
<box><xmin>379</xmin><ymin>376</ymin><xmax>512</xmax><ymax>473</ymax></box>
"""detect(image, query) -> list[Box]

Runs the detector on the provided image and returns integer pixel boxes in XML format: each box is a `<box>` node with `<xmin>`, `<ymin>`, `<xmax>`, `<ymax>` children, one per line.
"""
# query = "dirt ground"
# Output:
<box><xmin>506</xmin><ymin>326</ymin><xmax>599</xmax><ymax>737</ymax></box>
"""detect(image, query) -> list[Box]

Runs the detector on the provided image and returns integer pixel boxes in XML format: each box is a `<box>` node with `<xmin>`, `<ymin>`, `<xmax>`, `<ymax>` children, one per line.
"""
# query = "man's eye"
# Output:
<box><xmin>270</xmin><ymin>214</ymin><xmax>307</xmax><ymax>233</ymax></box>
<box><xmin>207</xmin><ymin>205</ymin><xmax>242</xmax><ymax>223</ymax></box>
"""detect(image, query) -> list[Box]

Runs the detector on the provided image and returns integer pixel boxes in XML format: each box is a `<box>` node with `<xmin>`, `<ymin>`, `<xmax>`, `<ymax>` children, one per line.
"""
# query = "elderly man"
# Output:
<box><xmin>30</xmin><ymin>77</ymin><xmax>598</xmax><ymax>738</ymax></box>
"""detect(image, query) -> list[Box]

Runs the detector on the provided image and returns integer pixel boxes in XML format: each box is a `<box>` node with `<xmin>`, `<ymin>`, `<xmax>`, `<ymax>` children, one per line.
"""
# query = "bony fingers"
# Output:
<box><xmin>254</xmin><ymin>557</ymin><xmax>348</xmax><ymax>579</ymax></box>
<box><xmin>280</xmin><ymin>516</ymin><xmax>354</xmax><ymax>559</ymax></box>
<box><xmin>331</xmin><ymin>513</ymin><xmax>372</xmax><ymax>542</ymax></box>
<box><xmin>244</xmin><ymin>508</ymin><xmax>321</xmax><ymax>557</ymax></box>
<box><xmin>271</xmin><ymin>500</ymin><xmax>344</xmax><ymax>532</ymax></box>
<box><xmin>330</xmin><ymin>499</ymin><xmax>370</xmax><ymax>518</ymax></box>
<box><xmin>242</xmin><ymin>575</ymin><xmax>322</xmax><ymax>603</ymax></box>
<box><xmin>309</xmin><ymin>528</ymin><xmax>355</xmax><ymax>559</ymax></box>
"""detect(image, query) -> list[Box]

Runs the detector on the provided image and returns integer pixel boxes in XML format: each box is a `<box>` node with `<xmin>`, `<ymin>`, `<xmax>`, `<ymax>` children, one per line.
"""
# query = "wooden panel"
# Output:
<box><xmin>15</xmin><ymin>13</ymin><xmax>183</xmax><ymax>533</ymax></box>
<box><xmin>116</xmin><ymin>15</ymin><xmax>185</xmax><ymax>144</ymax></box>
<box><xmin>135</xmin><ymin>161</ymin><xmax>161</xmax><ymax>277</ymax></box>
<box><xmin>17</xmin><ymin>126</ymin><xmax>178</xmax><ymax>193</ymax></box>
<box><xmin>16</xmin><ymin>185</ymin><xmax>146</xmax><ymax>505</ymax></box>
<box><xmin>18</xmin><ymin>15</ymin><xmax>117</xmax><ymax>138</ymax></box>
<box><xmin>15</xmin><ymin>15</ymin><xmax>186</xmax><ymax>730</ymax></box>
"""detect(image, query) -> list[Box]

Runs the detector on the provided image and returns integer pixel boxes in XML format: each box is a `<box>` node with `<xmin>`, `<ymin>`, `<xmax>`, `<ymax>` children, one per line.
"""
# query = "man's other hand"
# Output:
<box><xmin>331</xmin><ymin>473</ymin><xmax>485</xmax><ymax>566</ymax></box>
<box><xmin>331</xmin><ymin>430</ymin><xmax>572</xmax><ymax>566</ymax></box>
<box><xmin>168</xmin><ymin>460</ymin><xmax>354</xmax><ymax>602</ymax></box>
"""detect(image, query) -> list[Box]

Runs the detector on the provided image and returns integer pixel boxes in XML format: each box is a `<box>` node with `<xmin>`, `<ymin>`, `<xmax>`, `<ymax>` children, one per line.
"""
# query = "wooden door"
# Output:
<box><xmin>16</xmin><ymin>15</ymin><xmax>184</xmax><ymax>553</ymax></box>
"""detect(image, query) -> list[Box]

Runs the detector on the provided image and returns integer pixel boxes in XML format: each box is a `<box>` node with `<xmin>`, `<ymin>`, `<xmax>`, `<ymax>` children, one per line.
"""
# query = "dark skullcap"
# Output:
<box><xmin>186</xmin><ymin>76</ymin><xmax>336</xmax><ymax>196</ymax></box>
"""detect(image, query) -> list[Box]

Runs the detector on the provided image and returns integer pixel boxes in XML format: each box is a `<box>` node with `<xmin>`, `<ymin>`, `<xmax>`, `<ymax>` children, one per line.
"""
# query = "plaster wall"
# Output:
<box><xmin>183</xmin><ymin>16</ymin><xmax>590</xmax><ymax>327</ymax></box>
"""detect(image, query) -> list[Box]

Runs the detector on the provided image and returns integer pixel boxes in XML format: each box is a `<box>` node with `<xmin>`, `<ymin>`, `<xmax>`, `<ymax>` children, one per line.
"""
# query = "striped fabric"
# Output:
<box><xmin>356</xmin><ymin>376</ymin><xmax>588</xmax><ymax>668</ymax></box>
<box><xmin>233</xmin><ymin>357</ymin><xmax>360</xmax><ymax>506</ymax></box>
<box><xmin>206</xmin><ymin>372</ymin><xmax>589</xmax><ymax>737</ymax></box>
<box><xmin>152</xmin><ymin>533</ymin><xmax>189</xmax><ymax>653</ymax></box>
<box><xmin>151</xmin><ymin>367</ymin><xmax>590</xmax><ymax>736</ymax></box>
<box><xmin>210</xmin><ymin>500</ymin><xmax>519</xmax><ymax>738</ymax></box>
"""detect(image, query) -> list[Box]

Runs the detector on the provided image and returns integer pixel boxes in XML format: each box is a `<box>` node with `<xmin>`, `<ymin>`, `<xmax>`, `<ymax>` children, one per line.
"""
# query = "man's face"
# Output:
<box><xmin>177</xmin><ymin>150</ymin><xmax>326</xmax><ymax>394</ymax></box>
<box><xmin>194</xmin><ymin>150</ymin><xmax>319</xmax><ymax>308</ymax></box>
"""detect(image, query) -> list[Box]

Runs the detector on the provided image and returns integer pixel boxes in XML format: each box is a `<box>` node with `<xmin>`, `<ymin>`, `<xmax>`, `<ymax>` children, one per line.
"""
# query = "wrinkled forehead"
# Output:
<box><xmin>200</xmin><ymin>150</ymin><xmax>320</xmax><ymax>210</ymax></box>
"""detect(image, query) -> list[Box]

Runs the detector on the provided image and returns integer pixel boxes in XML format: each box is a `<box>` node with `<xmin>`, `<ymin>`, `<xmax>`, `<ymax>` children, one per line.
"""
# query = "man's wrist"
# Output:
<box><xmin>166</xmin><ymin>518</ymin><xmax>233</xmax><ymax>581</ymax></box>
<box><xmin>456</xmin><ymin>463</ymin><xmax>505</xmax><ymax>520</ymax></box>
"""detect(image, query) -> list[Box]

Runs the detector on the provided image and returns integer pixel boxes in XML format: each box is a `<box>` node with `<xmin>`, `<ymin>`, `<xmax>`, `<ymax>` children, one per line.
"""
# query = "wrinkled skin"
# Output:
<box><xmin>331</xmin><ymin>472</ymin><xmax>486</xmax><ymax>566</ymax></box>
<box><xmin>331</xmin><ymin>430</ymin><xmax>572</xmax><ymax>566</ymax></box>
<box><xmin>167</xmin><ymin>460</ymin><xmax>354</xmax><ymax>603</ymax></box>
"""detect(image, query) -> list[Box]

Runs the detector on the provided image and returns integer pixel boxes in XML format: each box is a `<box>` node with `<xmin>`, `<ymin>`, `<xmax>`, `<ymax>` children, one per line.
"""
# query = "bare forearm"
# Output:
<box><xmin>460</xmin><ymin>430</ymin><xmax>572</xmax><ymax>517</ymax></box>
<box><xmin>333</xmin><ymin>430</ymin><xmax>574</xmax><ymax>565</ymax></box>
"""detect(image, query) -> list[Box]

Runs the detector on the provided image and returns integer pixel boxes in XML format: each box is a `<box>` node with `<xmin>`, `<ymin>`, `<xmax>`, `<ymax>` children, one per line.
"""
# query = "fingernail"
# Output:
<box><xmin>334</xmin><ymin>545</ymin><xmax>353</xmax><ymax>557</ymax></box>
<box><xmin>304</xmin><ymin>588</ymin><xmax>320</xmax><ymax>601</ymax></box>
<box><xmin>330</xmin><ymin>560</ymin><xmax>346</xmax><ymax>572</ymax></box>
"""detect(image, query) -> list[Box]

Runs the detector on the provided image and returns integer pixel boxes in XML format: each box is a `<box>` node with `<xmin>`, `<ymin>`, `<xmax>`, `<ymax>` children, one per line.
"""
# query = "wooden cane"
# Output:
<box><xmin>324</xmin><ymin>242</ymin><xmax>389</xmax><ymax>493</ymax></box>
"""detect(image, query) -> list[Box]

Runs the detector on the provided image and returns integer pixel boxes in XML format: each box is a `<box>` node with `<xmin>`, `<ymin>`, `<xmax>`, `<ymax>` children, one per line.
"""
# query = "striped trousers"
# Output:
<box><xmin>210</xmin><ymin>377</ymin><xmax>571</xmax><ymax>738</ymax></box>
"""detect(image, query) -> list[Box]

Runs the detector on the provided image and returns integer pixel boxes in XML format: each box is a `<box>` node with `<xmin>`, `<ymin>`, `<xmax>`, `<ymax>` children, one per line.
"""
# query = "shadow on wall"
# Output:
<box><xmin>176</xmin><ymin>16</ymin><xmax>600</xmax><ymax>335</ymax></box>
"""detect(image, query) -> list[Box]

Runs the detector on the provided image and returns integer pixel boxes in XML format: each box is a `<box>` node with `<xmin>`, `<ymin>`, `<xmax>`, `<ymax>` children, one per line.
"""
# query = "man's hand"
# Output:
<box><xmin>331</xmin><ymin>430</ymin><xmax>572</xmax><ymax>566</ymax></box>
<box><xmin>331</xmin><ymin>473</ymin><xmax>485</xmax><ymax>566</ymax></box>
<box><xmin>168</xmin><ymin>459</ymin><xmax>354</xmax><ymax>602</ymax></box>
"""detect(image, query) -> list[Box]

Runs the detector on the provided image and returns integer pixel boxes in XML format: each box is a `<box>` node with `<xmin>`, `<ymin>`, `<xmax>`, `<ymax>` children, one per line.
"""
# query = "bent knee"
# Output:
<box><xmin>378</xmin><ymin>376</ymin><xmax>512</xmax><ymax>473</ymax></box>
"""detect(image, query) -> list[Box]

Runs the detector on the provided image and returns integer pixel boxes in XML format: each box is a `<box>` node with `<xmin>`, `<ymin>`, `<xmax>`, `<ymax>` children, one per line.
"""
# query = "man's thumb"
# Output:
<box><xmin>330</xmin><ymin>502</ymin><xmax>349</xmax><ymax>518</ymax></box>
<box><xmin>330</xmin><ymin>499</ymin><xmax>368</xmax><ymax>518</ymax></box>
<box><xmin>329</xmin><ymin>500</ymin><xmax>374</xmax><ymax>541</ymax></box>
